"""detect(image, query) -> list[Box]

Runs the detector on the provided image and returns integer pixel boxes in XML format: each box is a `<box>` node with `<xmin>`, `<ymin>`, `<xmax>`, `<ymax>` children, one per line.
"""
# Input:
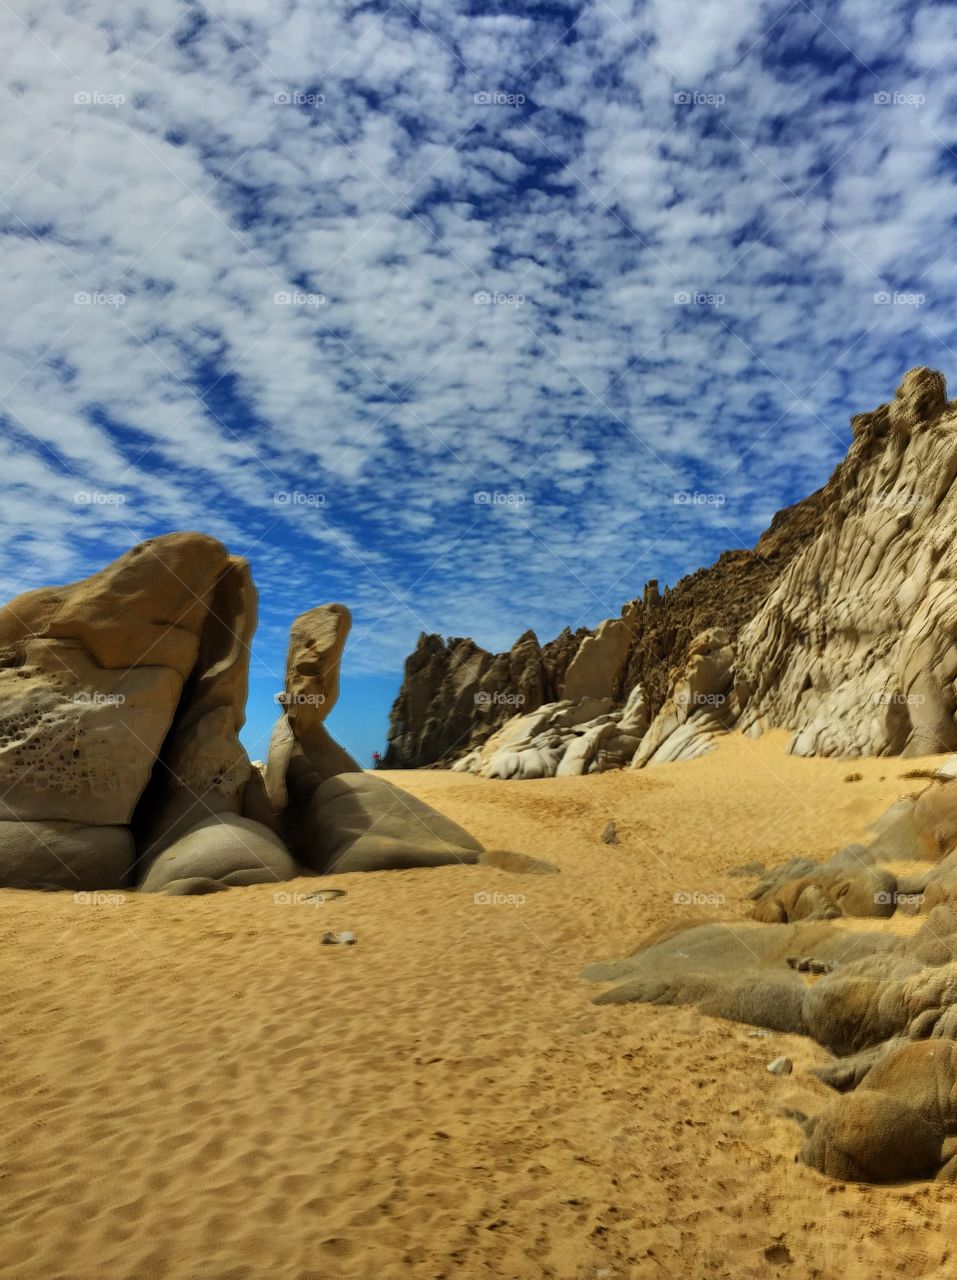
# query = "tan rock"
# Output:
<box><xmin>139</xmin><ymin>814</ymin><xmax>298</xmax><ymax>893</ymax></box>
<box><xmin>266</xmin><ymin>605</ymin><xmax>484</xmax><ymax>872</ymax></box>
<box><xmin>563</xmin><ymin>618</ymin><xmax>632</xmax><ymax>703</ymax></box>
<box><xmin>136</xmin><ymin>556</ymin><xmax>265</xmax><ymax>863</ymax></box>
<box><xmin>0</xmin><ymin>533</ymin><xmax>231</xmax><ymax>831</ymax></box>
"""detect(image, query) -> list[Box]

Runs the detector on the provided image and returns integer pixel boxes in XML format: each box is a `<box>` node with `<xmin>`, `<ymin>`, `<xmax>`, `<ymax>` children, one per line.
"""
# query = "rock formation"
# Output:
<box><xmin>383</xmin><ymin>627</ymin><xmax>587</xmax><ymax>767</ymax></box>
<box><xmin>387</xmin><ymin>367</ymin><xmax>957</xmax><ymax>775</ymax></box>
<box><xmin>0</xmin><ymin>532</ymin><xmax>265</xmax><ymax>889</ymax></box>
<box><xmin>265</xmin><ymin>604</ymin><xmax>483</xmax><ymax>873</ymax></box>
<box><xmin>0</xmin><ymin>537</ymin><xmax>485</xmax><ymax>891</ymax></box>
<box><xmin>736</xmin><ymin>366</ymin><xmax>957</xmax><ymax>758</ymax></box>
<box><xmin>583</xmin><ymin>762</ymin><xmax>957</xmax><ymax>1183</ymax></box>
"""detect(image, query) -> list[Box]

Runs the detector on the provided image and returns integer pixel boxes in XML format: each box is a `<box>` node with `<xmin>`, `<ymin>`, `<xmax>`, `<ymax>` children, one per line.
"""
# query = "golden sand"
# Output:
<box><xmin>3</xmin><ymin>731</ymin><xmax>957</xmax><ymax>1279</ymax></box>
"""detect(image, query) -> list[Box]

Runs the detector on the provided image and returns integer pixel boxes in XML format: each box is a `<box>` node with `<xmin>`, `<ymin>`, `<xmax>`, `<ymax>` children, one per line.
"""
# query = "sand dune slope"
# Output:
<box><xmin>3</xmin><ymin>733</ymin><xmax>957</xmax><ymax>1279</ymax></box>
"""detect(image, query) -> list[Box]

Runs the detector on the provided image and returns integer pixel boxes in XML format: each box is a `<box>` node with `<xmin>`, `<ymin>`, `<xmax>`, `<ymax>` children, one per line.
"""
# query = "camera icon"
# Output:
<box><xmin>272</xmin><ymin>891</ymin><xmax>292</xmax><ymax>904</ymax></box>
<box><xmin>873</xmin><ymin>91</ymin><xmax>891</xmax><ymax>105</ymax></box>
<box><xmin>673</xmin><ymin>291</ymin><xmax>691</xmax><ymax>304</ymax></box>
<box><xmin>674</xmin><ymin>91</ymin><xmax>692</xmax><ymax>105</ymax></box>
<box><xmin>474</xmin><ymin>891</ymin><xmax>492</xmax><ymax>905</ymax></box>
<box><xmin>874</xmin><ymin>891</ymin><xmax>893</xmax><ymax>905</ymax></box>
<box><xmin>873</xmin><ymin>291</ymin><xmax>891</xmax><ymax>304</ymax></box>
<box><xmin>473</xmin><ymin>290</ymin><xmax>491</xmax><ymax>305</ymax></box>
<box><xmin>473</xmin><ymin>91</ymin><xmax>491</xmax><ymax>105</ymax></box>
<box><xmin>274</xmin><ymin>491</ymin><xmax>290</xmax><ymax>504</ymax></box>
<box><xmin>473</xmin><ymin>491</ymin><xmax>491</xmax><ymax>504</ymax></box>
<box><xmin>74</xmin><ymin>291</ymin><xmax>91</xmax><ymax>305</ymax></box>
<box><xmin>274</xmin><ymin>91</ymin><xmax>291</xmax><ymax>105</ymax></box>
<box><xmin>73</xmin><ymin>91</ymin><xmax>91</xmax><ymax>105</ymax></box>
<box><xmin>673</xmin><ymin>890</ymin><xmax>692</xmax><ymax>905</ymax></box>
<box><xmin>274</xmin><ymin>291</ymin><xmax>291</xmax><ymax>304</ymax></box>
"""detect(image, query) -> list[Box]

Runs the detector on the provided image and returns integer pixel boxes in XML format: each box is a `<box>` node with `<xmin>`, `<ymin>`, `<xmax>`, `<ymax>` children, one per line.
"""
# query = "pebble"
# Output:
<box><xmin>767</xmin><ymin>1056</ymin><xmax>793</xmax><ymax>1076</ymax></box>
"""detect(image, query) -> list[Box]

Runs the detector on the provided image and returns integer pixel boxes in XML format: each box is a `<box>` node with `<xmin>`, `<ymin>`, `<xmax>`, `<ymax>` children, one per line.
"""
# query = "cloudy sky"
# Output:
<box><xmin>2</xmin><ymin>0</ymin><xmax>955</xmax><ymax>761</ymax></box>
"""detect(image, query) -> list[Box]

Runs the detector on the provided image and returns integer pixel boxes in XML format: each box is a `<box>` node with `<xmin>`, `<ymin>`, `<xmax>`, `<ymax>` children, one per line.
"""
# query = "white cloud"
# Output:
<box><xmin>0</xmin><ymin>0</ymin><xmax>952</xmax><ymax>710</ymax></box>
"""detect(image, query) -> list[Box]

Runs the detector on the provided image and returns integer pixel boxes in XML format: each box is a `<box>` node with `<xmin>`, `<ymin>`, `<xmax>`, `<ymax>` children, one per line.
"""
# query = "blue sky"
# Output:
<box><xmin>2</xmin><ymin>0</ymin><xmax>956</xmax><ymax>764</ymax></box>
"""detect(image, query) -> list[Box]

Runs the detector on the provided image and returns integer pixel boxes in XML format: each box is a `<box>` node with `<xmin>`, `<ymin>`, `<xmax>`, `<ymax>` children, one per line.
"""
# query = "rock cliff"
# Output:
<box><xmin>386</xmin><ymin>368</ymin><xmax>957</xmax><ymax>774</ymax></box>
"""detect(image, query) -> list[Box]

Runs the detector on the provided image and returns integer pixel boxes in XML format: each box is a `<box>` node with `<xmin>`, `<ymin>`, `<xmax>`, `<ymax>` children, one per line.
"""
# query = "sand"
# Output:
<box><xmin>3</xmin><ymin>730</ymin><xmax>957</xmax><ymax>1280</ymax></box>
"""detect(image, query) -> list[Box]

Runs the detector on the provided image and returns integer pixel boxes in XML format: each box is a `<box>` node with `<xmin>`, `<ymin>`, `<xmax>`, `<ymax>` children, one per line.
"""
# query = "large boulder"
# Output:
<box><xmin>302</xmin><ymin>773</ymin><xmax>483</xmax><ymax>874</ymax></box>
<box><xmin>0</xmin><ymin>533</ymin><xmax>239</xmax><ymax>888</ymax></box>
<box><xmin>0</xmin><ymin>820</ymin><xmax>133</xmax><ymax>890</ymax></box>
<box><xmin>139</xmin><ymin>814</ymin><xmax>298</xmax><ymax>894</ymax></box>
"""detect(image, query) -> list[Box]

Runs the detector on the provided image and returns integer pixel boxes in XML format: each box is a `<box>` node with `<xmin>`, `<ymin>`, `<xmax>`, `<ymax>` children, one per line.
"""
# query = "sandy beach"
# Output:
<box><xmin>3</xmin><ymin>731</ymin><xmax>957</xmax><ymax>1280</ymax></box>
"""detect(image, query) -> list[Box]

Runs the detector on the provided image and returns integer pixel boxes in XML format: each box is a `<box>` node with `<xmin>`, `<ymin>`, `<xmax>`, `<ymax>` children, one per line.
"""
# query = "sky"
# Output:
<box><xmin>2</xmin><ymin>0</ymin><xmax>956</xmax><ymax>764</ymax></box>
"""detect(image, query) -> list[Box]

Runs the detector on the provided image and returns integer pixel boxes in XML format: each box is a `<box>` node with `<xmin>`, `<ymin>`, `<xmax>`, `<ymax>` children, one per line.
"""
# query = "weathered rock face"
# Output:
<box><xmin>737</xmin><ymin>367</ymin><xmax>957</xmax><ymax>758</ymax></box>
<box><xmin>563</xmin><ymin>618</ymin><xmax>632</xmax><ymax>703</ymax></box>
<box><xmin>389</xmin><ymin>366</ymin><xmax>957</xmax><ymax>773</ymax></box>
<box><xmin>134</xmin><ymin>555</ymin><xmax>267</xmax><ymax>864</ymax></box>
<box><xmin>382</xmin><ymin>625</ymin><xmax>587</xmax><ymax>767</ymax></box>
<box><xmin>0</xmin><ymin>533</ymin><xmax>231</xmax><ymax>831</ymax></box>
<box><xmin>0</xmin><ymin>533</ymin><xmax>266</xmax><ymax>889</ymax></box>
<box><xmin>631</xmin><ymin>628</ymin><xmax>737</xmax><ymax>767</ymax></box>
